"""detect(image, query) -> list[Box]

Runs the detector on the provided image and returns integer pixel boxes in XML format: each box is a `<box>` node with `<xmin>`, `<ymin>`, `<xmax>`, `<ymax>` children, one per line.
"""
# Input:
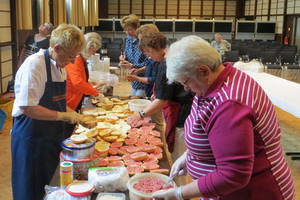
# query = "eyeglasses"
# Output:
<box><xmin>123</xmin><ymin>28</ymin><xmax>135</xmax><ymax>33</ymax></box>
<box><xmin>61</xmin><ymin>47</ymin><xmax>78</xmax><ymax>60</ymax></box>
<box><xmin>182</xmin><ymin>77</ymin><xmax>190</xmax><ymax>86</ymax></box>
<box><xmin>41</xmin><ymin>24</ymin><xmax>50</xmax><ymax>31</ymax></box>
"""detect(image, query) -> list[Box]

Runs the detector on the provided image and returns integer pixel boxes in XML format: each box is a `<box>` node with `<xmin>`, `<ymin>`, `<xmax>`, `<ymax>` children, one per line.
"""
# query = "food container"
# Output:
<box><xmin>128</xmin><ymin>99</ymin><xmax>151</xmax><ymax>112</ymax></box>
<box><xmin>127</xmin><ymin>172</ymin><xmax>176</xmax><ymax>200</ymax></box>
<box><xmin>60</xmin><ymin>151</ymin><xmax>100</xmax><ymax>180</ymax></box>
<box><xmin>96</xmin><ymin>192</ymin><xmax>126</xmax><ymax>200</ymax></box>
<box><xmin>62</xmin><ymin>137</ymin><xmax>95</xmax><ymax>160</ymax></box>
<box><xmin>66</xmin><ymin>181</ymin><xmax>94</xmax><ymax>200</ymax></box>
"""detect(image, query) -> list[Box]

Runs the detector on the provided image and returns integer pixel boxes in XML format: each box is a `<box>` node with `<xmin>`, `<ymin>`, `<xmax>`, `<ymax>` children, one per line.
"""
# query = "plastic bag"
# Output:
<box><xmin>88</xmin><ymin>71</ymin><xmax>119</xmax><ymax>88</ymax></box>
<box><xmin>88</xmin><ymin>167</ymin><xmax>129</xmax><ymax>193</ymax></box>
<box><xmin>233</xmin><ymin>59</ymin><xmax>264</xmax><ymax>73</ymax></box>
<box><xmin>44</xmin><ymin>185</ymin><xmax>69</xmax><ymax>200</ymax></box>
<box><xmin>44</xmin><ymin>185</ymin><xmax>91</xmax><ymax>200</ymax></box>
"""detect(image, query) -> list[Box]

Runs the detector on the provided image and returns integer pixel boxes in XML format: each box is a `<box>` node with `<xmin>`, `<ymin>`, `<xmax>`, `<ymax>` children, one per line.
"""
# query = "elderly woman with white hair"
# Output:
<box><xmin>127</xmin><ymin>31</ymin><xmax>194</xmax><ymax>186</ymax></box>
<box><xmin>66</xmin><ymin>32</ymin><xmax>104</xmax><ymax>112</ymax></box>
<box><xmin>153</xmin><ymin>35</ymin><xmax>295</xmax><ymax>200</ymax></box>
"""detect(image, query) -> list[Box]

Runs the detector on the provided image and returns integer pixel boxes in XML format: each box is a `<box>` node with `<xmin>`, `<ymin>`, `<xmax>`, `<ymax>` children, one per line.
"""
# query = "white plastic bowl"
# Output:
<box><xmin>128</xmin><ymin>99</ymin><xmax>151</xmax><ymax>112</ymax></box>
<box><xmin>127</xmin><ymin>172</ymin><xmax>175</xmax><ymax>200</ymax></box>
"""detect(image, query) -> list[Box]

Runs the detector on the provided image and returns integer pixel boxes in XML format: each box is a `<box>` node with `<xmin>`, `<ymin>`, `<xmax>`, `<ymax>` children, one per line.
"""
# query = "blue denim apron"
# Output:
<box><xmin>11</xmin><ymin>50</ymin><xmax>66</xmax><ymax>200</ymax></box>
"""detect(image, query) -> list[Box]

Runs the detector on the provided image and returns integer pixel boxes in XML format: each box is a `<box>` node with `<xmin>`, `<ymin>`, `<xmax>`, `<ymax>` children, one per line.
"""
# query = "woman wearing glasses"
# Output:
<box><xmin>11</xmin><ymin>24</ymin><xmax>91</xmax><ymax>200</ymax></box>
<box><xmin>17</xmin><ymin>22</ymin><xmax>54</xmax><ymax>67</ymax></box>
<box><xmin>153</xmin><ymin>35</ymin><xmax>295</xmax><ymax>200</ymax></box>
<box><xmin>119</xmin><ymin>14</ymin><xmax>148</xmax><ymax>97</ymax></box>
<box><xmin>126</xmin><ymin>31</ymin><xmax>194</xmax><ymax>186</ymax></box>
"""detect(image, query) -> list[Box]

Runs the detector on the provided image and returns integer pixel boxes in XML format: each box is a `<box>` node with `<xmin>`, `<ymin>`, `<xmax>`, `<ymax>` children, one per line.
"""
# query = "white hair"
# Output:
<box><xmin>166</xmin><ymin>35</ymin><xmax>222</xmax><ymax>83</ymax></box>
<box><xmin>82</xmin><ymin>32</ymin><xmax>102</xmax><ymax>60</ymax></box>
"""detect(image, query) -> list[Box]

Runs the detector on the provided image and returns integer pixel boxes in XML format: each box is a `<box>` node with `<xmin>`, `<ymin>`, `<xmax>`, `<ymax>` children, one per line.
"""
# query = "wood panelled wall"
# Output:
<box><xmin>102</xmin><ymin>0</ymin><xmax>244</xmax><ymax>21</ymax></box>
<box><xmin>99</xmin><ymin>0</ymin><xmax>300</xmax><ymax>42</ymax></box>
<box><xmin>0</xmin><ymin>0</ymin><xmax>17</xmax><ymax>93</ymax></box>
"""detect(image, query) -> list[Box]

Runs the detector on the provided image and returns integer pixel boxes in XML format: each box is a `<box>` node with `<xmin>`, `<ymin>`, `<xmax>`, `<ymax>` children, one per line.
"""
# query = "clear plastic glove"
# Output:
<box><xmin>152</xmin><ymin>187</ymin><xmax>184</xmax><ymax>200</ymax></box>
<box><xmin>56</xmin><ymin>112</ymin><xmax>80</xmax><ymax>124</ymax></box>
<box><xmin>77</xmin><ymin>114</ymin><xmax>97</xmax><ymax>129</ymax></box>
<box><xmin>119</xmin><ymin>61</ymin><xmax>131</xmax><ymax>69</ymax></box>
<box><xmin>170</xmin><ymin>152</ymin><xmax>187</xmax><ymax>178</ymax></box>
<box><xmin>95</xmin><ymin>93</ymin><xmax>105</xmax><ymax>103</ymax></box>
<box><xmin>124</xmin><ymin>74</ymin><xmax>138</xmax><ymax>82</ymax></box>
<box><xmin>119</xmin><ymin>55</ymin><xmax>126</xmax><ymax>61</ymax></box>
<box><xmin>129</xmin><ymin>68</ymin><xmax>139</xmax><ymax>75</ymax></box>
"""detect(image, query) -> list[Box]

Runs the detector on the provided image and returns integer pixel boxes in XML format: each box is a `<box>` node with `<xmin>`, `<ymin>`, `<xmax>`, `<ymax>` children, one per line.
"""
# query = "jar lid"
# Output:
<box><xmin>62</xmin><ymin>137</ymin><xmax>95</xmax><ymax>150</ymax></box>
<box><xmin>66</xmin><ymin>181</ymin><xmax>94</xmax><ymax>197</ymax></box>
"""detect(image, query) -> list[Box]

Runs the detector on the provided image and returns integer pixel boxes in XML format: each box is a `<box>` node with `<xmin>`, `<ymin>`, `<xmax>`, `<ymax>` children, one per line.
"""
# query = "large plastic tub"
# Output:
<box><xmin>128</xmin><ymin>99</ymin><xmax>151</xmax><ymax>112</ymax></box>
<box><xmin>127</xmin><ymin>172</ymin><xmax>175</xmax><ymax>200</ymax></box>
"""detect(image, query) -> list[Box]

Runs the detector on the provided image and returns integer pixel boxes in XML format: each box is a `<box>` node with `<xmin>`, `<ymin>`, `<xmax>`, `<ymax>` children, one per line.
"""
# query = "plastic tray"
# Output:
<box><xmin>96</xmin><ymin>192</ymin><xmax>126</xmax><ymax>200</ymax></box>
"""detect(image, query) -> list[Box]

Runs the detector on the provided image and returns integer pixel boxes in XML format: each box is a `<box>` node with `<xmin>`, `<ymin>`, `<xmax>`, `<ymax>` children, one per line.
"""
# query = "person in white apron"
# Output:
<box><xmin>11</xmin><ymin>24</ymin><xmax>87</xmax><ymax>200</ymax></box>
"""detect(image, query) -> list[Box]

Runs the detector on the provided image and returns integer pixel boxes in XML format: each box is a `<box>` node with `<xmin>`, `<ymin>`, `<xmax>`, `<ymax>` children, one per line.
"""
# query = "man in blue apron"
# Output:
<box><xmin>11</xmin><ymin>24</ymin><xmax>86</xmax><ymax>200</ymax></box>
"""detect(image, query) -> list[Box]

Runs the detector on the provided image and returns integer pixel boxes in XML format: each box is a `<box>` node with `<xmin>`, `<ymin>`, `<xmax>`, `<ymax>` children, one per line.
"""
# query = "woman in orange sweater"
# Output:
<box><xmin>66</xmin><ymin>32</ymin><xmax>104</xmax><ymax>112</ymax></box>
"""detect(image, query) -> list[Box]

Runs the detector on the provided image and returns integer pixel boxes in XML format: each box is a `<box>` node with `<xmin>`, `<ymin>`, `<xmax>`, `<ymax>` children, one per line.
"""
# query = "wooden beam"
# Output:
<box><xmin>177</xmin><ymin>0</ymin><xmax>180</xmax><ymax>18</ymax></box>
<box><xmin>165</xmin><ymin>0</ymin><xmax>168</xmax><ymax>18</ymax></box>
<box><xmin>153</xmin><ymin>0</ymin><xmax>156</xmax><ymax>18</ymax></box>
<box><xmin>212</xmin><ymin>0</ymin><xmax>215</xmax><ymax>18</ymax></box>
<box><xmin>189</xmin><ymin>0</ymin><xmax>192</xmax><ymax>19</ymax></box>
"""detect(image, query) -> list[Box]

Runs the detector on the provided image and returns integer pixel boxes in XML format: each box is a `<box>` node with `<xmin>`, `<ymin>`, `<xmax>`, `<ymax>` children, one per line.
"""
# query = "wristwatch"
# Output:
<box><xmin>139</xmin><ymin>110</ymin><xmax>147</xmax><ymax>119</ymax></box>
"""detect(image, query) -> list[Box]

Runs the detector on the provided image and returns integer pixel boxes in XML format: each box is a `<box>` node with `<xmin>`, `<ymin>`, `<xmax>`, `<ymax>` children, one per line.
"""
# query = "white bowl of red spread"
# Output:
<box><xmin>127</xmin><ymin>172</ymin><xmax>175</xmax><ymax>200</ymax></box>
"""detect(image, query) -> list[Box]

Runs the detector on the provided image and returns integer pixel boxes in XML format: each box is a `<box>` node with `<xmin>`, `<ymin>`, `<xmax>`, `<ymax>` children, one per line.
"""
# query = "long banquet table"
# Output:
<box><xmin>244</xmin><ymin>71</ymin><xmax>300</xmax><ymax>118</ymax></box>
<box><xmin>48</xmin><ymin>96</ymin><xmax>171</xmax><ymax>199</ymax></box>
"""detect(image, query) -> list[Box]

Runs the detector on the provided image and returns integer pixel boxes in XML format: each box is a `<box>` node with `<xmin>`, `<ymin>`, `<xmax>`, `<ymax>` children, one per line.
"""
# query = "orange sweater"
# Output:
<box><xmin>66</xmin><ymin>56</ymin><xmax>98</xmax><ymax>110</ymax></box>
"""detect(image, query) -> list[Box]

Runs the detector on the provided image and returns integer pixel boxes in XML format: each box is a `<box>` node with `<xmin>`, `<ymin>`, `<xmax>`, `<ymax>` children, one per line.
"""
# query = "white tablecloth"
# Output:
<box><xmin>244</xmin><ymin>71</ymin><xmax>300</xmax><ymax>118</ymax></box>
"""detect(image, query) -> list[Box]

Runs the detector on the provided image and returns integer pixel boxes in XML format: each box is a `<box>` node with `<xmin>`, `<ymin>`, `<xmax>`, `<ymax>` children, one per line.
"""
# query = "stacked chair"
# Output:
<box><xmin>261</xmin><ymin>50</ymin><xmax>283</xmax><ymax>77</ymax></box>
<box><xmin>280</xmin><ymin>47</ymin><xmax>300</xmax><ymax>80</ymax></box>
<box><xmin>98</xmin><ymin>38</ymin><xmax>124</xmax><ymax>65</ymax></box>
<box><xmin>224</xmin><ymin>50</ymin><xmax>240</xmax><ymax>63</ymax></box>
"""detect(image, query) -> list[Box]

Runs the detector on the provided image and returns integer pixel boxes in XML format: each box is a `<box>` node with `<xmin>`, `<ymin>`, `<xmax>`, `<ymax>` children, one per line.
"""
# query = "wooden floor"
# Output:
<box><xmin>0</xmin><ymin>81</ymin><xmax>299</xmax><ymax>199</ymax></box>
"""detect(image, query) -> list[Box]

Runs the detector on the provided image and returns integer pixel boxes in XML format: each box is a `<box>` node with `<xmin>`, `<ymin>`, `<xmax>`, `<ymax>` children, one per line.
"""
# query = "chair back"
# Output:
<box><xmin>224</xmin><ymin>51</ymin><xmax>240</xmax><ymax>62</ymax></box>
<box><xmin>261</xmin><ymin>50</ymin><xmax>280</xmax><ymax>64</ymax></box>
<box><xmin>280</xmin><ymin>51</ymin><xmax>297</xmax><ymax>64</ymax></box>
<box><xmin>248</xmin><ymin>48</ymin><xmax>261</xmax><ymax>60</ymax></box>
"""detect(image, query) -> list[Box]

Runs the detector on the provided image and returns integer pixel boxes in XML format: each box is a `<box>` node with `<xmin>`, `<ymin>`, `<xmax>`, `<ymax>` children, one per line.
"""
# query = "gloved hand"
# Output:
<box><xmin>95</xmin><ymin>93</ymin><xmax>105</xmax><ymax>103</ymax></box>
<box><xmin>129</xmin><ymin>68</ymin><xmax>136</xmax><ymax>75</ymax></box>
<box><xmin>119</xmin><ymin>55</ymin><xmax>126</xmax><ymax>61</ymax></box>
<box><xmin>124</xmin><ymin>74</ymin><xmax>138</xmax><ymax>82</ymax></box>
<box><xmin>56</xmin><ymin>112</ymin><xmax>80</xmax><ymax>124</ymax></box>
<box><xmin>152</xmin><ymin>186</ymin><xmax>185</xmax><ymax>200</ymax></box>
<box><xmin>78</xmin><ymin>114</ymin><xmax>97</xmax><ymax>129</ymax></box>
<box><xmin>170</xmin><ymin>152</ymin><xmax>187</xmax><ymax>178</ymax></box>
<box><xmin>119</xmin><ymin>60</ymin><xmax>132</xmax><ymax>69</ymax></box>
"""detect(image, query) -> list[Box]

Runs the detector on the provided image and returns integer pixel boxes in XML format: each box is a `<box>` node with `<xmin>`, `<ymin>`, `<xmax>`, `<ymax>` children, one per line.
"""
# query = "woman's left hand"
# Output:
<box><xmin>152</xmin><ymin>188</ymin><xmax>178</xmax><ymax>200</ymax></box>
<box><xmin>126</xmin><ymin>113</ymin><xmax>141</xmax><ymax>126</ymax></box>
<box><xmin>129</xmin><ymin>68</ymin><xmax>139</xmax><ymax>75</ymax></box>
<box><xmin>119</xmin><ymin>61</ymin><xmax>132</xmax><ymax>69</ymax></box>
<box><xmin>124</xmin><ymin>75</ymin><xmax>138</xmax><ymax>82</ymax></box>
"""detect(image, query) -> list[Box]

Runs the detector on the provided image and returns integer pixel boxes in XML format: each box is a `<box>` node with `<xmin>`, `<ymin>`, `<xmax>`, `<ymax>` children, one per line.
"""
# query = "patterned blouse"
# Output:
<box><xmin>124</xmin><ymin>35</ymin><xmax>148</xmax><ymax>90</ymax></box>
